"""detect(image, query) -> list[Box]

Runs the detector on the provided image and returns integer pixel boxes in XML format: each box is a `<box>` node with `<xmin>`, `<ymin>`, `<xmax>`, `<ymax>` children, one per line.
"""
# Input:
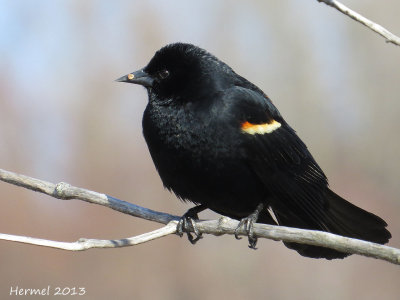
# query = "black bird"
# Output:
<box><xmin>117</xmin><ymin>43</ymin><xmax>391</xmax><ymax>259</ymax></box>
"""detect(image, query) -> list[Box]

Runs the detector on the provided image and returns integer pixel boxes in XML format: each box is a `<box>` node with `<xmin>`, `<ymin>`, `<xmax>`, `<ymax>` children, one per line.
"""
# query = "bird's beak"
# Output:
<box><xmin>115</xmin><ymin>69</ymin><xmax>154</xmax><ymax>87</ymax></box>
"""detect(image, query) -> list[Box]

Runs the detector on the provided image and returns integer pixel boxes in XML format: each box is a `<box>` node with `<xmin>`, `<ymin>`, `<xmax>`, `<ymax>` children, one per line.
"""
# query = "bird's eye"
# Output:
<box><xmin>157</xmin><ymin>69</ymin><xmax>170</xmax><ymax>80</ymax></box>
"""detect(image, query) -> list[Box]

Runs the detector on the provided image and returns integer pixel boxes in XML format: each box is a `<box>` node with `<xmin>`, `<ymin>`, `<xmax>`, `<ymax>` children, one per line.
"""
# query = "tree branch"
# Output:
<box><xmin>0</xmin><ymin>168</ymin><xmax>177</xmax><ymax>225</ymax></box>
<box><xmin>0</xmin><ymin>168</ymin><xmax>399</xmax><ymax>265</ymax></box>
<box><xmin>318</xmin><ymin>0</ymin><xmax>400</xmax><ymax>46</ymax></box>
<box><xmin>0</xmin><ymin>222</ymin><xmax>178</xmax><ymax>250</ymax></box>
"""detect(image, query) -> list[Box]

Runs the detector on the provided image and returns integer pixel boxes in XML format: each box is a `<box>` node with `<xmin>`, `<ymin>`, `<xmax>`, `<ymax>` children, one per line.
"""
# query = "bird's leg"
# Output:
<box><xmin>177</xmin><ymin>204</ymin><xmax>207</xmax><ymax>244</ymax></box>
<box><xmin>234</xmin><ymin>203</ymin><xmax>265</xmax><ymax>249</ymax></box>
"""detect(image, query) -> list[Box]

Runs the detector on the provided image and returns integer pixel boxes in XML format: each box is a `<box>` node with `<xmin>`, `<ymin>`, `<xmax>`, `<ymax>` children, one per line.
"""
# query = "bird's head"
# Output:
<box><xmin>116</xmin><ymin>43</ymin><xmax>236</xmax><ymax>102</ymax></box>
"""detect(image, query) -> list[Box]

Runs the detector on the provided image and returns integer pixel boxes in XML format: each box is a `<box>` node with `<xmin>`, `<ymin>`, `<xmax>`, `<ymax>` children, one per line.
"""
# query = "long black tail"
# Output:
<box><xmin>270</xmin><ymin>189</ymin><xmax>391</xmax><ymax>259</ymax></box>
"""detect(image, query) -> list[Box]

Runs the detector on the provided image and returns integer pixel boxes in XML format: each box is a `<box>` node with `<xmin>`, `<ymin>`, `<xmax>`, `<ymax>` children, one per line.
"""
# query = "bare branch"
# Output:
<box><xmin>0</xmin><ymin>168</ymin><xmax>177</xmax><ymax>225</ymax></box>
<box><xmin>0</xmin><ymin>222</ymin><xmax>178</xmax><ymax>250</ymax></box>
<box><xmin>199</xmin><ymin>218</ymin><xmax>400</xmax><ymax>265</ymax></box>
<box><xmin>1</xmin><ymin>168</ymin><xmax>399</xmax><ymax>265</ymax></box>
<box><xmin>318</xmin><ymin>0</ymin><xmax>400</xmax><ymax>46</ymax></box>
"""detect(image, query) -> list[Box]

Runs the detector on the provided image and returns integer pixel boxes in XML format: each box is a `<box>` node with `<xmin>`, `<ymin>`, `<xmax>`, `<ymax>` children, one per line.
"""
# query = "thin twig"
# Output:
<box><xmin>0</xmin><ymin>168</ymin><xmax>399</xmax><ymax>265</ymax></box>
<box><xmin>0</xmin><ymin>222</ymin><xmax>178</xmax><ymax>251</ymax></box>
<box><xmin>318</xmin><ymin>0</ymin><xmax>400</xmax><ymax>46</ymax></box>
<box><xmin>0</xmin><ymin>168</ymin><xmax>177</xmax><ymax>224</ymax></box>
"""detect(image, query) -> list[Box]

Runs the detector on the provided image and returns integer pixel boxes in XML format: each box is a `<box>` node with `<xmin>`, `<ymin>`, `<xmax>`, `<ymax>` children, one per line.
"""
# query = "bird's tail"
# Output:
<box><xmin>270</xmin><ymin>189</ymin><xmax>391</xmax><ymax>259</ymax></box>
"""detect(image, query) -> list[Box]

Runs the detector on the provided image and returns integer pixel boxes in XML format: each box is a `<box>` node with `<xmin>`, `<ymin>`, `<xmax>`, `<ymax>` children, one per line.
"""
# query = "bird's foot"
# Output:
<box><xmin>177</xmin><ymin>205</ymin><xmax>206</xmax><ymax>244</ymax></box>
<box><xmin>234</xmin><ymin>203</ymin><xmax>264</xmax><ymax>249</ymax></box>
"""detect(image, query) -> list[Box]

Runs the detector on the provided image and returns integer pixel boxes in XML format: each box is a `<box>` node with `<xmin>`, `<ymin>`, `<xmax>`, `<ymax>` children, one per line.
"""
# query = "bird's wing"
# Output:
<box><xmin>226</xmin><ymin>87</ymin><xmax>331</xmax><ymax>229</ymax></box>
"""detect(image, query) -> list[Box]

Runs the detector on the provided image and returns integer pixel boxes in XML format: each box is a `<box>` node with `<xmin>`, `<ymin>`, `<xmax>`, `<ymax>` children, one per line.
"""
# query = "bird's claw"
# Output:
<box><xmin>235</xmin><ymin>217</ymin><xmax>258</xmax><ymax>249</ymax></box>
<box><xmin>234</xmin><ymin>203</ymin><xmax>264</xmax><ymax>250</ymax></box>
<box><xmin>177</xmin><ymin>208</ymin><xmax>203</xmax><ymax>244</ymax></box>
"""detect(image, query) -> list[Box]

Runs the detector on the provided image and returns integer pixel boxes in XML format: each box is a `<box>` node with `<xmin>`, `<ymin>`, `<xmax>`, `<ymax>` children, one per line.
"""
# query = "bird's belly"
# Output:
<box><xmin>151</xmin><ymin>146</ymin><xmax>268</xmax><ymax>218</ymax></box>
<box><xmin>143</xmin><ymin>105</ymin><xmax>269</xmax><ymax>217</ymax></box>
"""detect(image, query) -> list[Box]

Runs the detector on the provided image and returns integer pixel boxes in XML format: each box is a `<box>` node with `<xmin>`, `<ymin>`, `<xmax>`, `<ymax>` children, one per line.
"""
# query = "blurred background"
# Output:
<box><xmin>1</xmin><ymin>0</ymin><xmax>400</xmax><ymax>299</ymax></box>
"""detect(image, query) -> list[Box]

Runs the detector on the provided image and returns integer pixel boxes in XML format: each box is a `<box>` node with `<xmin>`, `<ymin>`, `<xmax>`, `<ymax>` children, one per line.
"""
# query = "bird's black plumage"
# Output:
<box><xmin>117</xmin><ymin>43</ymin><xmax>391</xmax><ymax>259</ymax></box>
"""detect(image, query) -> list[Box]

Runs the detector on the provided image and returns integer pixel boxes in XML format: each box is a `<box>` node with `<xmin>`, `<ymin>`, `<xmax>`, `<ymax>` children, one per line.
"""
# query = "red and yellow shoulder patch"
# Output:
<box><xmin>241</xmin><ymin>120</ymin><xmax>281</xmax><ymax>135</ymax></box>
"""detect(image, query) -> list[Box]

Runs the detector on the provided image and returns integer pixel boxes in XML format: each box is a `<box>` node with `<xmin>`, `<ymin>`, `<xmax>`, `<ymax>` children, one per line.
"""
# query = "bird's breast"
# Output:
<box><xmin>143</xmin><ymin>102</ymin><xmax>241</xmax><ymax>160</ymax></box>
<box><xmin>142</xmin><ymin>102</ymin><xmax>258</xmax><ymax>203</ymax></box>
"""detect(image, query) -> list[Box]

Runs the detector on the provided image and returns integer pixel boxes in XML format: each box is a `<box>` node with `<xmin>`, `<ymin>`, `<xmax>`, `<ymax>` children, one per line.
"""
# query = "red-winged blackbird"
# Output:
<box><xmin>117</xmin><ymin>43</ymin><xmax>391</xmax><ymax>259</ymax></box>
